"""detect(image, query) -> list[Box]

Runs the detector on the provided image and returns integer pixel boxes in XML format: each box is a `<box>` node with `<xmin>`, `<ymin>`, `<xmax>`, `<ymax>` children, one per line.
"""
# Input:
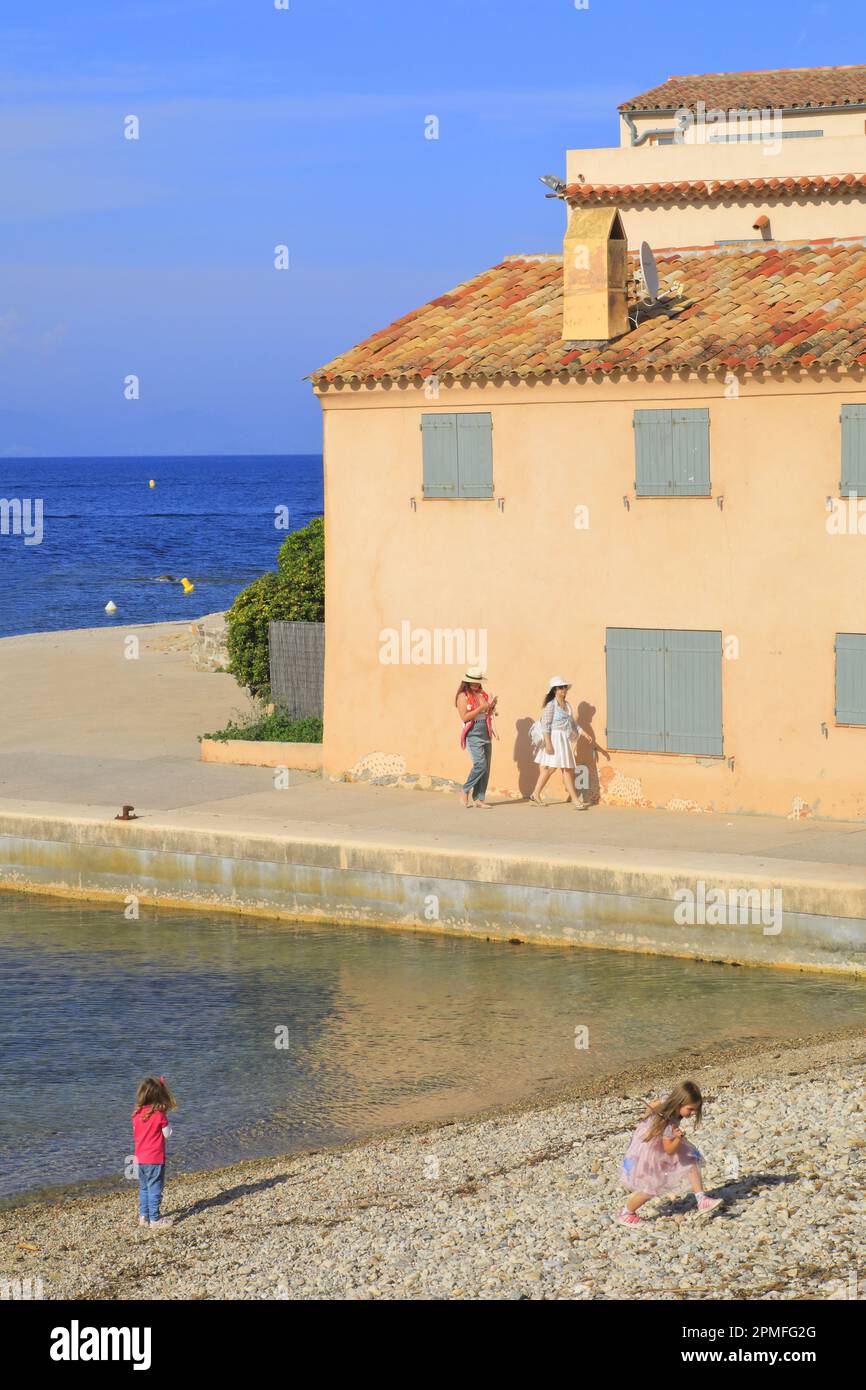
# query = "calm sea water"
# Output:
<box><xmin>2</xmin><ymin>891</ymin><xmax>865</xmax><ymax>1203</ymax></box>
<box><xmin>0</xmin><ymin>455</ymin><xmax>323</xmax><ymax>637</ymax></box>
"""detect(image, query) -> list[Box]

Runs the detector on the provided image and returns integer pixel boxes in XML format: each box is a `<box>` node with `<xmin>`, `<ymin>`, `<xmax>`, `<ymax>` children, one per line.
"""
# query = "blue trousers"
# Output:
<box><xmin>137</xmin><ymin>1162</ymin><xmax>165</xmax><ymax>1221</ymax></box>
<box><xmin>463</xmin><ymin>734</ymin><xmax>492</xmax><ymax>800</ymax></box>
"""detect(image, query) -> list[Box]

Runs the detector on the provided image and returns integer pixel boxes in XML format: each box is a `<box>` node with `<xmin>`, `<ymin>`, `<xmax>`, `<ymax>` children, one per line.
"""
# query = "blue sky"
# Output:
<box><xmin>0</xmin><ymin>0</ymin><xmax>857</xmax><ymax>455</ymax></box>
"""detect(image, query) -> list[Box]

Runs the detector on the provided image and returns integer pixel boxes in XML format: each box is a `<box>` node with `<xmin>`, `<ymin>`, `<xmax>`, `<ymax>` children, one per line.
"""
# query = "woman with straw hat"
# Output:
<box><xmin>455</xmin><ymin>667</ymin><xmax>498</xmax><ymax>808</ymax></box>
<box><xmin>529</xmin><ymin>676</ymin><xmax>587</xmax><ymax>809</ymax></box>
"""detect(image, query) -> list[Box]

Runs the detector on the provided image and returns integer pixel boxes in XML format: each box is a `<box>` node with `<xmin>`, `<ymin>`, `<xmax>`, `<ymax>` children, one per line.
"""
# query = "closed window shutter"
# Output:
<box><xmin>840</xmin><ymin>405</ymin><xmax>866</xmax><ymax>496</ymax></box>
<box><xmin>605</xmin><ymin>628</ymin><xmax>665</xmax><ymax>751</ymax></box>
<box><xmin>606</xmin><ymin>627</ymin><xmax>723</xmax><ymax>754</ymax></box>
<box><xmin>835</xmin><ymin>633</ymin><xmax>866</xmax><ymax>724</ymax></box>
<box><xmin>634</xmin><ymin>409</ymin><xmax>672</xmax><ymax>497</ymax></box>
<box><xmin>670</xmin><ymin>409</ymin><xmax>710</xmax><ymax>496</ymax></box>
<box><xmin>456</xmin><ymin>413</ymin><xmax>493</xmax><ymax>497</ymax></box>
<box><xmin>634</xmin><ymin>408</ymin><xmax>710</xmax><ymax>496</ymax></box>
<box><xmin>421</xmin><ymin>414</ymin><xmax>458</xmax><ymax>497</ymax></box>
<box><xmin>663</xmin><ymin>629</ymin><xmax>723</xmax><ymax>754</ymax></box>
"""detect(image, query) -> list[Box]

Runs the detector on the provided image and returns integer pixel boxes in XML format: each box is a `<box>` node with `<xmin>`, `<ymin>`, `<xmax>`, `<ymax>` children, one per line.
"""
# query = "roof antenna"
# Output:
<box><xmin>639</xmin><ymin>240</ymin><xmax>660</xmax><ymax>303</ymax></box>
<box><xmin>630</xmin><ymin>240</ymin><xmax>662</xmax><ymax>328</ymax></box>
<box><xmin>539</xmin><ymin>174</ymin><xmax>566</xmax><ymax>195</ymax></box>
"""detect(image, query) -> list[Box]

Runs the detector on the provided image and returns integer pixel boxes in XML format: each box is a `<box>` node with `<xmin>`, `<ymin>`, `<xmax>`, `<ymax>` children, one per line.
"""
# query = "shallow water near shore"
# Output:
<box><xmin>3</xmin><ymin>890</ymin><xmax>865</xmax><ymax>1203</ymax></box>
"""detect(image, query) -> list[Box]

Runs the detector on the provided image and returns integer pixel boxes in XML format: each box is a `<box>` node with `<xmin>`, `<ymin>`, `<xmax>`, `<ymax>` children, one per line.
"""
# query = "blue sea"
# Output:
<box><xmin>0</xmin><ymin>456</ymin><xmax>323</xmax><ymax>638</ymax></box>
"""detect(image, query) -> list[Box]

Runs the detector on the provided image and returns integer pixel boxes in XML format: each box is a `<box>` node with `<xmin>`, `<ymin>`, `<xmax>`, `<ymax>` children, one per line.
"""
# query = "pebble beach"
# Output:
<box><xmin>4</xmin><ymin>1031</ymin><xmax>864</xmax><ymax>1301</ymax></box>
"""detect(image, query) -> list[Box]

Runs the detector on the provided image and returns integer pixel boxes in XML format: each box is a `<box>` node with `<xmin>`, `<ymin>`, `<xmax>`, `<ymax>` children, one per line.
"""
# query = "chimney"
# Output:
<box><xmin>752</xmin><ymin>212</ymin><xmax>772</xmax><ymax>240</ymax></box>
<box><xmin>562</xmin><ymin>206</ymin><xmax>629</xmax><ymax>341</ymax></box>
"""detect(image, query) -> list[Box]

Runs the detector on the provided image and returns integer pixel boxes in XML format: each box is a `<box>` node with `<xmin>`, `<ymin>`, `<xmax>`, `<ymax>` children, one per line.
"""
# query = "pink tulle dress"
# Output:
<box><xmin>619</xmin><ymin>1114</ymin><xmax>702</xmax><ymax>1195</ymax></box>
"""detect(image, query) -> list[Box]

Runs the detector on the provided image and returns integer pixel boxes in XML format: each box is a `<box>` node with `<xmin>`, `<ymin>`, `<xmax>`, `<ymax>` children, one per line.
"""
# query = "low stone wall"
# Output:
<box><xmin>1</xmin><ymin>809</ymin><xmax>865</xmax><ymax>975</ymax></box>
<box><xmin>189</xmin><ymin>611</ymin><xmax>230</xmax><ymax>672</ymax></box>
<box><xmin>200</xmin><ymin>738</ymin><xmax>322</xmax><ymax>772</ymax></box>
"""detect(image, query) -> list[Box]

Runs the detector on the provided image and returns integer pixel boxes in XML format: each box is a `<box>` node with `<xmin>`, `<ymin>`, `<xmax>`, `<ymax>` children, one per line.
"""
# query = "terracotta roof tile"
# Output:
<box><xmin>560</xmin><ymin>173</ymin><xmax>866</xmax><ymax>205</ymax></box>
<box><xmin>620</xmin><ymin>65</ymin><xmax>866</xmax><ymax>112</ymax></box>
<box><xmin>309</xmin><ymin>238</ymin><xmax>866</xmax><ymax>386</ymax></box>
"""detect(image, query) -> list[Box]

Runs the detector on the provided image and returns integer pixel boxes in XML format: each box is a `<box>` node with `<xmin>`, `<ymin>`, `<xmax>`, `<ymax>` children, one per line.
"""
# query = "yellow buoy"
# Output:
<box><xmin>104</xmin><ymin>600</ymin><xmax>117</xmax><ymax>614</ymax></box>
<box><xmin>180</xmin><ymin>577</ymin><xmax>194</xmax><ymax>595</ymax></box>
<box><xmin>148</xmin><ymin>479</ymin><xmax>155</xmax><ymax>488</ymax></box>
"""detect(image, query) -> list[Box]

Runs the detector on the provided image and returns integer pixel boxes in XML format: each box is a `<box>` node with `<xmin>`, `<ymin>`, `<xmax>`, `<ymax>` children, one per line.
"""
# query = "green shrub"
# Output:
<box><xmin>226</xmin><ymin>516</ymin><xmax>324</xmax><ymax>699</ymax></box>
<box><xmin>275</xmin><ymin>515</ymin><xmax>324</xmax><ymax>620</ymax></box>
<box><xmin>225</xmin><ymin>572</ymin><xmax>284</xmax><ymax>699</ymax></box>
<box><xmin>201</xmin><ymin>709</ymin><xmax>323</xmax><ymax>744</ymax></box>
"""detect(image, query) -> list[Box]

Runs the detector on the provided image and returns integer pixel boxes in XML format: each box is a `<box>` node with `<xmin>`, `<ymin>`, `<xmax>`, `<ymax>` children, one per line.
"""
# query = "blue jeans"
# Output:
<box><xmin>463</xmin><ymin>733</ymin><xmax>491</xmax><ymax>800</ymax></box>
<box><xmin>137</xmin><ymin>1162</ymin><xmax>165</xmax><ymax>1221</ymax></box>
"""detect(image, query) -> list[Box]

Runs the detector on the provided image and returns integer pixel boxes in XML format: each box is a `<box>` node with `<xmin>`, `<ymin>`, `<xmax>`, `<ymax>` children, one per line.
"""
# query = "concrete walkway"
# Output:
<box><xmin>1</xmin><ymin>622</ymin><xmax>866</xmax><ymax>970</ymax></box>
<box><xmin>0</xmin><ymin>620</ymin><xmax>255</xmax><ymax>760</ymax></box>
<box><xmin>6</xmin><ymin>764</ymin><xmax>866</xmax><ymax>872</ymax></box>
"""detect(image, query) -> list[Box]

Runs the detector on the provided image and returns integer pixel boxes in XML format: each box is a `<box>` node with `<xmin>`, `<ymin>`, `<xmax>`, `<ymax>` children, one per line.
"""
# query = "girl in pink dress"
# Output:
<box><xmin>618</xmin><ymin>1079</ymin><xmax>723</xmax><ymax>1225</ymax></box>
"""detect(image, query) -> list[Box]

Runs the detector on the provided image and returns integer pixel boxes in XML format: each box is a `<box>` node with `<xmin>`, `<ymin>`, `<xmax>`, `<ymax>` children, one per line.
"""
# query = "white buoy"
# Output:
<box><xmin>105</xmin><ymin>600</ymin><xmax>117</xmax><ymax>614</ymax></box>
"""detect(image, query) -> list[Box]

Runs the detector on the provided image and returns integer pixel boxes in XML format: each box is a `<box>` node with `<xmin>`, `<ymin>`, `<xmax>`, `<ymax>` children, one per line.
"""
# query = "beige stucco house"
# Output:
<box><xmin>310</xmin><ymin>65</ymin><xmax>866</xmax><ymax>820</ymax></box>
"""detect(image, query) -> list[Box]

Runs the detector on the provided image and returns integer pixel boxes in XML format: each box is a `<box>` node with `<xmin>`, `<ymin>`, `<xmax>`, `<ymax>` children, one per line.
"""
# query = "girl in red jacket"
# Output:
<box><xmin>132</xmin><ymin>1076</ymin><xmax>177</xmax><ymax>1228</ymax></box>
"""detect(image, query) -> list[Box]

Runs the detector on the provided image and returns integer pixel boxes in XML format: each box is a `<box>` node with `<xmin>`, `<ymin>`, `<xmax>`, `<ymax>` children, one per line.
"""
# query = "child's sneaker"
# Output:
<box><xmin>618</xmin><ymin>1208</ymin><xmax>641</xmax><ymax>1226</ymax></box>
<box><xmin>138</xmin><ymin>1216</ymin><xmax>149</xmax><ymax>1227</ymax></box>
<box><xmin>695</xmin><ymin>1195</ymin><xmax>723</xmax><ymax>1216</ymax></box>
<box><xmin>149</xmin><ymin>1217</ymin><xmax>174</xmax><ymax>1230</ymax></box>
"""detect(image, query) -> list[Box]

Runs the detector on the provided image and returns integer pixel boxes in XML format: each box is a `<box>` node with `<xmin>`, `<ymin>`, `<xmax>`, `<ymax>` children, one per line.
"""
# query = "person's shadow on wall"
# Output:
<box><xmin>575</xmin><ymin>701</ymin><xmax>602</xmax><ymax>805</ymax></box>
<box><xmin>513</xmin><ymin>717</ymin><xmax>538</xmax><ymax>798</ymax></box>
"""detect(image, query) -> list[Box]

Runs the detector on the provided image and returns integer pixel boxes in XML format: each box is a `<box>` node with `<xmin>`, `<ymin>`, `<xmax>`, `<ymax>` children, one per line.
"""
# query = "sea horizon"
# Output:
<box><xmin>0</xmin><ymin>452</ymin><xmax>317</xmax><ymax>460</ymax></box>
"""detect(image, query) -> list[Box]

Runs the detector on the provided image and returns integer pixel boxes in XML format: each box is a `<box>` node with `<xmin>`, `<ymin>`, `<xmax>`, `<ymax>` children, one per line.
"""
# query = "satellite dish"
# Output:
<box><xmin>639</xmin><ymin>240</ymin><xmax>659</xmax><ymax>301</ymax></box>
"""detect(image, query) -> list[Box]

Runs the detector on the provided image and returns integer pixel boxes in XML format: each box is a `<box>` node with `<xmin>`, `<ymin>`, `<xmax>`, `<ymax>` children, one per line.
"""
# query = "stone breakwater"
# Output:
<box><xmin>3</xmin><ymin>1034</ymin><xmax>863</xmax><ymax>1301</ymax></box>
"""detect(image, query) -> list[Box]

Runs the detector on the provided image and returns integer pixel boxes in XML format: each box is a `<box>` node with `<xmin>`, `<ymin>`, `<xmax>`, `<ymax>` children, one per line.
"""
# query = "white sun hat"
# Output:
<box><xmin>548</xmin><ymin>675</ymin><xmax>571</xmax><ymax>688</ymax></box>
<box><xmin>463</xmin><ymin>667</ymin><xmax>487</xmax><ymax>681</ymax></box>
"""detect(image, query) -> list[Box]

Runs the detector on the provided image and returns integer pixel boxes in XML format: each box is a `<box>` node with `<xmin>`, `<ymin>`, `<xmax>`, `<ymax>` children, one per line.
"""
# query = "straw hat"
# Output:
<box><xmin>462</xmin><ymin>667</ymin><xmax>487</xmax><ymax>682</ymax></box>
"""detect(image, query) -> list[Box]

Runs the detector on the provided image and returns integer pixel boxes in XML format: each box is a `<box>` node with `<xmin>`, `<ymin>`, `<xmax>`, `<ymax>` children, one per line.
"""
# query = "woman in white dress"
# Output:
<box><xmin>529</xmin><ymin>676</ymin><xmax>587</xmax><ymax>809</ymax></box>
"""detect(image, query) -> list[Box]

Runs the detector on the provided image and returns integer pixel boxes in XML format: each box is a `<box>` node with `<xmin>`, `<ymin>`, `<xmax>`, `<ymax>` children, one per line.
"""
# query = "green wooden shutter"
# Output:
<box><xmin>634</xmin><ymin>408</ymin><xmax>710</xmax><ymax>496</ymax></box>
<box><xmin>607</xmin><ymin>627</ymin><xmax>722</xmax><ymax>754</ymax></box>
<box><xmin>670</xmin><ymin>409</ymin><xmax>710</xmax><ymax>496</ymax></box>
<box><xmin>456</xmin><ymin>413</ymin><xmax>493</xmax><ymax>497</ymax></box>
<box><xmin>605</xmin><ymin>628</ymin><xmax>665</xmax><ymax>751</ymax></box>
<box><xmin>634</xmin><ymin>409</ymin><xmax>672</xmax><ymax>497</ymax></box>
<box><xmin>663</xmin><ymin>629</ymin><xmax>723</xmax><ymax>754</ymax></box>
<box><xmin>835</xmin><ymin>633</ymin><xmax>866</xmax><ymax>724</ymax></box>
<box><xmin>840</xmin><ymin>405</ymin><xmax>866</xmax><ymax>496</ymax></box>
<box><xmin>421</xmin><ymin>414</ymin><xmax>458</xmax><ymax>497</ymax></box>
